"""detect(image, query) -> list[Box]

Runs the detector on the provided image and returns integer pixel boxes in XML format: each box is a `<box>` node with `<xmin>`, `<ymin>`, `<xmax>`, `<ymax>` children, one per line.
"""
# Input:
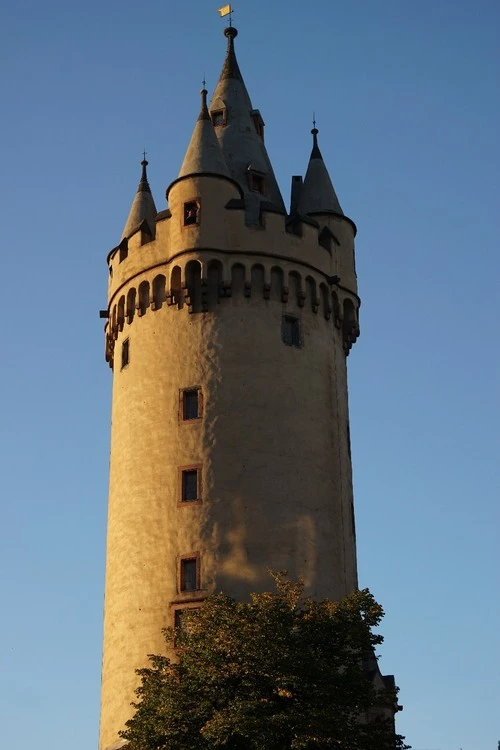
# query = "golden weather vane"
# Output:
<box><xmin>218</xmin><ymin>4</ymin><xmax>233</xmax><ymax>26</ymax></box>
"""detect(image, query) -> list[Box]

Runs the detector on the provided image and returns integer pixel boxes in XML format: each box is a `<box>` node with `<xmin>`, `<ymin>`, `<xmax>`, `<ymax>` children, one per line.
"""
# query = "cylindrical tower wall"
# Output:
<box><xmin>100</xmin><ymin>249</ymin><xmax>358</xmax><ymax>749</ymax></box>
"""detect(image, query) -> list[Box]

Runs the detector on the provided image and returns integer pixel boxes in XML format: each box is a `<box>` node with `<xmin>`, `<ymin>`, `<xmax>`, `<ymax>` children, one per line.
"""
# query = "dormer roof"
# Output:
<box><xmin>297</xmin><ymin>127</ymin><xmax>343</xmax><ymax>217</ymax></box>
<box><xmin>210</xmin><ymin>27</ymin><xmax>285</xmax><ymax>219</ymax></box>
<box><xmin>178</xmin><ymin>88</ymin><xmax>230</xmax><ymax>179</ymax></box>
<box><xmin>121</xmin><ymin>159</ymin><xmax>157</xmax><ymax>240</ymax></box>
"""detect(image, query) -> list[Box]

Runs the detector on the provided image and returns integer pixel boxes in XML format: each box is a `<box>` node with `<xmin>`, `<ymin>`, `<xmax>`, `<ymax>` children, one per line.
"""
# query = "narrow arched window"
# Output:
<box><xmin>152</xmin><ymin>275</ymin><xmax>166</xmax><ymax>310</ymax></box>
<box><xmin>185</xmin><ymin>260</ymin><xmax>202</xmax><ymax>314</ymax></box>
<box><xmin>138</xmin><ymin>281</ymin><xmax>150</xmax><ymax>316</ymax></box>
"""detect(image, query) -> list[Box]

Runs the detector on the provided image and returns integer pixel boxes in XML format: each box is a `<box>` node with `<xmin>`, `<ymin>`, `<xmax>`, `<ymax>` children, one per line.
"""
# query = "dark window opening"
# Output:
<box><xmin>174</xmin><ymin>606</ymin><xmax>200</xmax><ymax>631</ymax></box>
<box><xmin>251</xmin><ymin>113</ymin><xmax>265</xmax><ymax>139</ymax></box>
<box><xmin>183</xmin><ymin>389</ymin><xmax>200</xmax><ymax>420</ymax></box>
<box><xmin>182</xmin><ymin>469</ymin><xmax>199</xmax><ymax>502</ymax></box>
<box><xmin>121</xmin><ymin>338</ymin><xmax>130</xmax><ymax>369</ymax></box>
<box><xmin>282</xmin><ymin>316</ymin><xmax>301</xmax><ymax>348</ymax></box>
<box><xmin>248</xmin><ymin>173</ymin><xmax>265</xmax><ymax>193</ymax></box>
<box><xmin>184</xmin><ymin>200</ymin><xmax>200</xmax><ymax>226</ymax></box>
<box><xmin>119</xmin><ymin>243</ymin><xmax>128</xmax><ymax>262</ymax></box>
<box><xmin>180</xmin><ymin>558</ymin><xmax>198</xmax><ymax>592</ymax></box>
<box><xmin>211</xmin><ymin>110</ymin><xmax>225</xmax><ymax>126</ymax></box>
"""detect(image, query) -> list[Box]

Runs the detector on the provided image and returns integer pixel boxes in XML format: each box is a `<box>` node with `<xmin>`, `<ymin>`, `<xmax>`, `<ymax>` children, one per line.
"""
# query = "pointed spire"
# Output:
<box><xmin>220</xmin><ymin>26</ymin><xmax>244</xmax><ymax>83</ymax></box>
<box><xmin>178</xmin><ymin>86</ymin><xmax>230</xmax><ymax>178</ymax></box>
<box><xmin>210</xmin><ymin>27</ymin><xmax>285</xmax><ymax>217</ymax></box>
<box><xmin>121</xmin><ymin>157</ymin><xmax>158</xmax><ymax>240</ymax></box>
<box><xmin>297</xmin><ymin>125</ymin><xmax>344</xmax><ymax>217</ymax></box>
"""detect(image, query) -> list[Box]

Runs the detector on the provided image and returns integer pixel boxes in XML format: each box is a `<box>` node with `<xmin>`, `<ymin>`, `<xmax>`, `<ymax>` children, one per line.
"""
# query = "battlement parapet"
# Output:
<box><xmin>104</xmin><ymin>253</ymin><xmax>360</xmax><ymax>368</ymax></box>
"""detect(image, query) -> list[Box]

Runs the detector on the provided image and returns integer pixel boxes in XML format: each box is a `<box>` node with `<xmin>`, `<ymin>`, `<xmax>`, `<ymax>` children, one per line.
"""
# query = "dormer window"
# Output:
<box><xmin>211</xmin><ymin>109</ymin><xmax>225</xmax><ymax>127</ymax></box>
<box><xmin>119</xmin><ymin>240</ymin><xmax>128</xmax><ymax>263</ymax></box>
<box><xmin>184</xmin><ymin>200</ymin><xmax>200</xmax><ymax>226</ymax></box>
<box><xmin>251</xmin><ymin>109</ymin><xmax>265</xmax><ymax>140</ymax></box>
<box><xmin>248</xmin><ymin>170</ymin><xmax>265</xmax><ymax>194</ymax></box>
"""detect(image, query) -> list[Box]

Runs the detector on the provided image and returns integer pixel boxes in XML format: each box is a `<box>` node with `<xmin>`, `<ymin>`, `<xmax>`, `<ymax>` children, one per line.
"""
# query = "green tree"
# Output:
<box><xmin>121</xmin><ymin>574</ymin><xmax>408</xmax><ymax>749</ymax></box>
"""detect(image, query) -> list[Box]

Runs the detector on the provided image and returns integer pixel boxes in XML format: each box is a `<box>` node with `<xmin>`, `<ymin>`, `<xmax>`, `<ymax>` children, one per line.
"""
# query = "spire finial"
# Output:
<box><xmin>139</xmin><ymin>152</ymin><xmax>150</xmax><ymax>191</ymax></box>
<box><xmin>198</xmin><ymin>83</ymin><xmax>210</xmax><ymax>121</ymax></box>
<box><xmin>311</xmin><ymin>118</ymin><xmax>321</xmax><ymax>158</ymax></box>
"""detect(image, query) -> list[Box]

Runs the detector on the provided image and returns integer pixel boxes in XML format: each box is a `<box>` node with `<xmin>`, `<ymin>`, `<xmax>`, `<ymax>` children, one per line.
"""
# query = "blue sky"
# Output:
<box><xmin>0</xmin><ymin>1</ymin><xmax>498</xmax><ymax>748</ymax></box>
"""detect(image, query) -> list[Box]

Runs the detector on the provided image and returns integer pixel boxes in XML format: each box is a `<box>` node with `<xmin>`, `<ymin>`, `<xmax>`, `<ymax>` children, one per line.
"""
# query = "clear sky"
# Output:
<box><xmin>0</xmin><ymin>1</ymin><xmax>498</xmax><ymax>748</ymax></box>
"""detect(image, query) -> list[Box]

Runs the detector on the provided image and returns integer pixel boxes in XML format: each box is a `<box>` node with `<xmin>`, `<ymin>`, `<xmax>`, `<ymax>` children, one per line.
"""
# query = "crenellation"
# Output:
<box><xmin>104</xmin><ymin>251</ymin><xmax>360</xmax><ymax>370</ymax></box>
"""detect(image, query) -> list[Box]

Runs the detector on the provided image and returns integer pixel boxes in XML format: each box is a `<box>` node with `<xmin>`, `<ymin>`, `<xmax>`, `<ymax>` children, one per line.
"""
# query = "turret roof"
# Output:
<box><xmin>210</xmin><ymin>27</ymin><xmax>285</xmax><ymax>217</ymax></box>
<box><xmin>178</xmin><ymin>88</ymin><xmax>230</xmax><ymax>179</ymax></box>
<box><xmin>297</xmin><ymin>127</ymin><xmax>343</xmax><ymax>216</ymax></box>
<box><xmin>121</xmin><ymin>159</ymin><xmax>157</xmax><ymax>240</ymax></box>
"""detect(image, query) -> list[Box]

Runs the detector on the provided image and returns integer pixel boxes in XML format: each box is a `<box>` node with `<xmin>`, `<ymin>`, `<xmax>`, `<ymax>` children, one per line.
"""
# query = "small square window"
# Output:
<box><xmin>282</xmin><ymin>316</ymin><xmax>301</xmax><ymax>347</ymax></box>
<box><xmin>248</xmin><ymin>173</ymin><xmax>265</xmax><ymax>193</ymax></box>
<box><xmin>180</xmin><ymin>557</ymin><xmax>198</xmax><ymax>592</ymax></box>
<box><xmin>181</xmin><ymin>468</ymin><xmax>200</xmax><ymax>502</ymax></box>
<box><xmin>181</xmin><ymin>388</ymin><xmax>202</xmax><ymax>421</ymax></box>
<box><xmin>184</xmin><ymin>200</ymin><xmax>200</xmax><ymax>226</ymax></box>
<box><xmin>211</xmin><ymin>110</ymin><xmax>225</xmax><ymax>126</ymax></box>
<box><xmin>121</xmin><ymin>338</ymin><xmax>130</xmax><ymax>369</ymax></box>
<box><xmin>174</xmin><ymin>606</ymin><xmax>200</xmax><ymax>631</ymax></box>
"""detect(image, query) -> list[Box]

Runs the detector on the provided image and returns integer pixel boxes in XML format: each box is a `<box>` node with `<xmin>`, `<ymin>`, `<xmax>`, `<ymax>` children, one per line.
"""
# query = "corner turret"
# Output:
<box><xmin>298</xmin><ymin>127</ymin><xmax>343</xmax><ymax>217</ymax></box>
<box><xmin>210</xmin><ymin>27</ymin><xmax>285</xmax><ymax>224</ymax></box>
<box><xmin>121</xmin><ymin>158</ymin><xmax>157</xmax><ymax>240</ymax></box>
<box><xmin>178</xmin><ymin>88</ymin><xmax>230</xmax><ymax>179</ymax></box>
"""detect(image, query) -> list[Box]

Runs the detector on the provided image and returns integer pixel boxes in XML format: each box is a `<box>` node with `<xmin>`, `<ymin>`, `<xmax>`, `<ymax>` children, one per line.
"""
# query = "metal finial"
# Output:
<box><xmin>312</xmin><ymin>112</ymin><xmax>316</xmax><ymax>130</ymax></box>
<box><xmin>202</xmin><ymin>74</ymin><xmax>206</xmax><ymax>89</ymax></box>
<box><xmin>142</xmin><ymin>149</ymin><xmax>147</xmax><ymax>163</ymax></box>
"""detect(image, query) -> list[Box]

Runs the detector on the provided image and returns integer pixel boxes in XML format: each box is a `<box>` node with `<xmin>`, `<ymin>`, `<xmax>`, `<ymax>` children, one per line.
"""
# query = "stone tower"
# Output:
<box><xmin>100</xmin><ymin>26</ymin><xmax>361</xmax><ymax>750</ymax></box>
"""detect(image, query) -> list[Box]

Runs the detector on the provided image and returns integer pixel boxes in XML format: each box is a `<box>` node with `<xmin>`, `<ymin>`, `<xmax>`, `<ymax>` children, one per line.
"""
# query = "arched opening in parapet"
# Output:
<box><xmin>319</xmin><ymin>283</ymin><xmax>331</xmax><ymax>319</ymax></box>
<box><xmin>170</xmin><ymin>266</ymin><xmax>183</xmax><ymax>309</ymax></box>
<box><xmin>332</xmin><ymin>291</ymin><xmax>341</xmax><ymax>324</ymax></box>
<box><xmin>231</xmin><ymin>263</ymin><xmax>246</xmax><ymax>298</ymax></box>
<box><xmin>111</xmin><ymin>305</ymin><xmax>117</xmax><ymax>337</ymax></box>
<box><xmin>153</xmin><ymin>274</ymin><xmax>166</xmax><ymax>310</ymax></box>
<box><xmin>185</xmin><ymin>260</ymin><xmax>202</xmax><ymax>314</ymax></box>
<box><xmin>117</xmin><ymin>296</ymin><xmax>125</xmax><ymax>331</ymax></box>
<box><xmin>138</xmin><ymin>280</ymin><xmax>150</xmax><ymax>316</ymax></box>
<box><xmin>288</xmin><ymin>271</ymin><xmax>302</xmax><ymax>307</ymax></box>
<box><xmin>270</xmin><ymin>266</ymin><xmax>284</xmax><ymax>302</ymax></box>
<box><xmin>306</xmin><ymin>276</ymin><xmax>317</xmax><ymax>313</ymax></box>
<box><xmin>251</xmin><ymin>264</ymin><xmax>264</xmax><ymax>297</ymax></box>
<box><xmin>126</xmin><ymin>288</ymin><xmax>136</xmax><ymax>323</ymax></box>
<box><xmin>343</xmin><ymin>298</ymin><xmax>357</xmax><ymax>333</ymax></box>
<box><xmin>207</xmin><ymin>260</ymin><xmax>223</xmax><ymax>309</ymax></box>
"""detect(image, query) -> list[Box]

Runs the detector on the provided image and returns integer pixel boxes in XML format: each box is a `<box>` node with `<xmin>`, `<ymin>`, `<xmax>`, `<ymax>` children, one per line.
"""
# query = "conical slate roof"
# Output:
<box><xmin>178</xmin><ymin>88</ymin><xmax>230</xmax><ymax>178</ymax></box>
<box><xmin>210</xmin><ymin>27</ymin><xmax>285</xmax><ymax>216</ymax></box>
<box><xmin>121</xmin><ymin>159</ymin><xmax>157</xmax><ymax>239</ymax></box>
<box><xmin>298</xmin><ymin>128</ymin><xmax>343</xmax><ymax>216</ymax></box>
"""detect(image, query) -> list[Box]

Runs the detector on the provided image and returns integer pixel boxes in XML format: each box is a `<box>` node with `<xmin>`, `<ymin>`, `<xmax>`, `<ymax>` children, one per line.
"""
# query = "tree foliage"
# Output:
<box><xmin>121</xmin><ymin>574</ymin><xmax>408</xmax><ymax>749</ymax></box>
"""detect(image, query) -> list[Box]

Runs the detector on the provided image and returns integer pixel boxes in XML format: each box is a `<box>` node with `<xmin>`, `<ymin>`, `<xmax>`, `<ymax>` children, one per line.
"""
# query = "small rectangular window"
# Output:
<box><xmin>181</xmin><ymin>468</ymin><xmax>200</xmax><ymax>502</ymax></box>
<box><xmin>182</xmin><ymin>388</ymin><xmax>201</xmax><ymax>421</ymax></box>
<box><xmin>119</xmin><ymin>242</ymin><xmax>128</xmax><ymax>262</ymax></box>
<box><xmin>174</xmin><ymin>606</ymin><xmax>200</xmax><ymax>629</ymax></box>
<box><xmin>184</xmin><ymin>200</ymin><xmax>200</xmax><ymax>226</ymax></box>
<box><xmin>248</xmin><ymin>173</ymin><xmax>265</xmax><ymax>193</ymax></box>
<box><xmin>282</xmin><ymin>316</ymin><xmax>301</xmax><ymax>347</ymax></box>
<box><xmin>180</xmin><ymin>557</ymin><xmax>198</xmax><ymax>592</ymax></box>
<box><xmin>121</xmin><ymin>338</ymin><xmax>130</xmax><ymax>368</ymax></box>
<box><xmin>174</xmin><ymin>608</ymin><xmax>186</xmax><ymax>630</ymax></box>
<box><xmin>211</xmin><ymin>110</ymin><xmax>224</xmax><ymax>126</ymax></box>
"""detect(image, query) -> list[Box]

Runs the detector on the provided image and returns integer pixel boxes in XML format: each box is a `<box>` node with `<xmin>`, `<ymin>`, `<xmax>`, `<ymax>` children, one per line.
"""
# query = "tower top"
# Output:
<box><xmin>298</xmin><ymin>125</ymin><xmax>344</xmax><ymax>216</ymax></box>
<box><xmin>121</xmin><ymin>156</ymin><xmax>157</xmax><ymax>240</ymax></box>
<box><xmin>210</xmin><ymin>25</ymin><xmax>285</xmax><ymax>218</ymax></box>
